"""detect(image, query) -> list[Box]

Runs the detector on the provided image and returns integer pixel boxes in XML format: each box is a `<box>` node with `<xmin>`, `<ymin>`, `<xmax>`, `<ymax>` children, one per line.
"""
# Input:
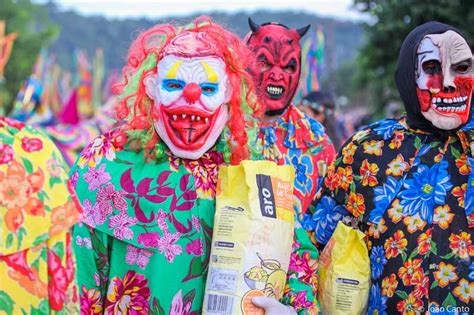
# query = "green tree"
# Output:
<box><xmin>354</xmin><ymin>0</ymin><xmax>474</xmax><ymax>114</ymax></box>
<box><xmin>0</xmin><ymin>0</ymin><xmax>58</xmax><ymax>114</ymax></box>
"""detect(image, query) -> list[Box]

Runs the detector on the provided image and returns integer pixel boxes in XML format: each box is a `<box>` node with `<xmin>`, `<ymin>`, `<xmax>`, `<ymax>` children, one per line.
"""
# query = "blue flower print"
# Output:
<box><xmin>399</xmin><ymin>160</ymin><xmax>452</xmax><ymax>223</ymax></box>
<box><xmin>307</xmin><ymin>196</ymin><xmax>349</xmax><ymax>244</ymax></box>
<box><xmin>372</xmin><ymin>119</ymin><xmax>404</xmax><ymax>140</ymax></box>
<box><xmin>368</xmin><ymin>283</ymin><xmax>387</xmax><ymax>315</ymax></box>
<box><xmin>370</xmin><ymin>176</ymin><xmax>403</xmax><ymax>224</ymax></box>
<box><xmin>370</xmin><ymin>246</ymin><xmax>388</xmax><ymax>280</ymax></box>
<box><xmin>285</xmin><ymin>150</ymin><xmax>314</xmax><ymax>195</ymax></box>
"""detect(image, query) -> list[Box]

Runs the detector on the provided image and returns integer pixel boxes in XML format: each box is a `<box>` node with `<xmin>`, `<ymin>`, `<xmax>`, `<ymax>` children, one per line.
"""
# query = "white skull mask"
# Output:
<box><xmin>416</xmin><ymin>31</ymin><xmax>474</xmax><ymax>130</ymax></box>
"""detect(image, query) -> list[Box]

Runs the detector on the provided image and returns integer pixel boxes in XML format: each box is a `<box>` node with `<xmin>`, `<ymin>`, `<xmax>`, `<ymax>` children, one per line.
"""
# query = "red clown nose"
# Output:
<box><xmin>183</xmin><ymin>83</ymin><xmax>202</xmax><ymax>103</ymax></box>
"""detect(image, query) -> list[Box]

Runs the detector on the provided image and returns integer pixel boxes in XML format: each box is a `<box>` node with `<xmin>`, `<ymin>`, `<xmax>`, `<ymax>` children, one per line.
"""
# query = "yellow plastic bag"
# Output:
<box><xmin>318</xmin><ymin>221</ymin><xmax>370</xmax><ymax>315</ymax></box>
<box><xmin>203</xmin><ymin>160</ymin><xmax>295</xmax><ymax>315</ymax></box>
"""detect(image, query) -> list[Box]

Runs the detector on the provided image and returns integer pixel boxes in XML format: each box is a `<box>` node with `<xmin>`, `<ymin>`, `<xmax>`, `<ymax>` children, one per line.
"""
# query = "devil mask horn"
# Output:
<box><xmin>296</xmin><ymin>25</ymin><xmax>311</xmax><ymax>38</ymax></box>
<box><xmin>248</xmin><ymin>17</ymin><xmax>261</xmax><ymax>33</ymax></box>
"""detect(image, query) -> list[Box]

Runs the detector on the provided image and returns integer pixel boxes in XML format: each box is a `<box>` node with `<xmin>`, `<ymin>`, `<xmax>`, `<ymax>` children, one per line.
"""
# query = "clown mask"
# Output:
<box><xmin>145</xmin><ymin>55</ymin><xmax>230</xmax><ymax>159</ymax></box>
<box><xmin>416</xmin><ymin>30</ymin><xmax>474</xmax><ymax>130</ymax></box>
<box><xmin>247</xmin><ymin>19</ymin><xmax>309</xmax><ymax>116</ymax></box>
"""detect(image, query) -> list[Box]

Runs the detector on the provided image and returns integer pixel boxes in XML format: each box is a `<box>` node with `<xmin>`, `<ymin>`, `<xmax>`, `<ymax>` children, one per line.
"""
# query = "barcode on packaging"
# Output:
<box><xmin>206</xmin><ymin>294</ymin><xmax>234</xmax><ymax>314</ymax></box>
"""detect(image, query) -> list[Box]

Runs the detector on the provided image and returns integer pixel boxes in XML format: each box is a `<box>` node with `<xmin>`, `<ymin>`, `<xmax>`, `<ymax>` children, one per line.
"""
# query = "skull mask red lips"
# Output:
<box><xmin>416</xmin><ymin>30</ymin><xmax>474</xmax><ymax>130</ymax></box>
<box><xmin>247</xmin><ymin>19</ymin><xmax>310</xmax><ymax>116</ymax></box>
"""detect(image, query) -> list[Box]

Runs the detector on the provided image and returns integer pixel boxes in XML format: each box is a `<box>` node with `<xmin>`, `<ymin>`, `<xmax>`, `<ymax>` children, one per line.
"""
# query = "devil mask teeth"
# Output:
<box><xmin>266</xmin><ymin>85</ymin><xmax>285</xmax><ymax>99</ymax></box>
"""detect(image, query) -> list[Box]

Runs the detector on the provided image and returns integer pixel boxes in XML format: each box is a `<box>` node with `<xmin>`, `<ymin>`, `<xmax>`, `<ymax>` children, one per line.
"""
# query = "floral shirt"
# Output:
<box><xmin>70</xmin><ymin>129</ymin><xmax>222</xmax><ymax>314</ymax></box>
<box><xmin>307</xmin><ymin>118</ymin><xmax>474</xmax><ymax>314</ymax></box>
<box><xmin>258</xmin><ymin>105</ymin><xmax>336</xmax><ymax>216</ymax></box>
<box><xmin>257</xmin><ymin>105</ymin><xmax>336</xmax><ymax>314</ymax></box>
<box><xmin>0</xmin><ymin>116</ymin><xmax>81</xmax><ymax>314</ymax></box>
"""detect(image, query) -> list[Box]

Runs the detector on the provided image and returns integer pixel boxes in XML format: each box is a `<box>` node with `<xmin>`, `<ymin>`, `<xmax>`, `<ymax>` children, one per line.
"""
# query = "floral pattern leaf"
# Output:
<box><xmin>182</xmin><ymin>256</ymin><xmax>205</xmax><ymax>283</ymax></box>
<box><xmin>170</xmin><ymin>215</ymin><xmax>191</xmax><ymax>234</ymax></box>
<box><xmin>5</xmin><ymin>233</ymin><xmax>13</xmax><ymax>249</ymax></box>
<box><xmin>134</xmin><ymin>201</ymin><xmax>155</xmax><ymax>223</ymax></box>
<box><xmin>137</xmin><ymin>178</ymin><xmax>153</xmax><ymax>197</ymax></box>
<box><xmin>441</xmin><ymin>292</ymin><xmax>457</xmax><ymax>308</ymax></box>
<box><xmin>183</xmin><ymin>288</ymin><xmax>196</xmax><ymax>307</ymax></box>
<box><xmin>0</xmin><ymin>291</ymin><xmax>14</xmax><ymax>314</ymax></box>
<box><xmin>182</xmin><ymin>190</ymin><xmax>197</xmax><ymax>201</ymax></box>
<box><xmin>156</xmin><ymin>186</ymin><xmax>175</xmax><ymax>196</ymax></box>
<box><xmin>395</xmin><ymin>290</ymin><xmax>408</xmax><ymax>300</ymax></box>
<box><xmin>120</xmin><ymin>168</ymin><xmax>136</xmax><ymax>193</ymax></box>
<box><xmin>144</xmin><ymin>194</ymin><xmax>168</xmax><ymax>204</ymax></box>
<box><xmin>156</xmin><ymin>171</ymin><xmax>172</xmax><ymax>185</ymax></box>
<box><xmin>20</xmin><ymin>157</ymin><xmax>33</xmax><ymax>174</ymax></box>
<box><xmin>180</xmin><ymin>174</ymin><xmax>191</xmax><ymax>192</ymax></box>
<box><xmin>175</xmin><ymin>202</ymin><xmax>195</xmax><ymax>211</ymax></box>
<box><xmin>151</xmin><ymin>297</ymin><xmax>166</xmax><ymax>315</ymax></box>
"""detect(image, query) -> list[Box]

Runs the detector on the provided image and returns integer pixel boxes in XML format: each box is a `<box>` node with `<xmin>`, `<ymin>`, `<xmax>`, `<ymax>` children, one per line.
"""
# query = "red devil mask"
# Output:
<box><xmin>247</xmin><ymin>18</ymin><xmax>310</xmax><ymax>116</ymax></box>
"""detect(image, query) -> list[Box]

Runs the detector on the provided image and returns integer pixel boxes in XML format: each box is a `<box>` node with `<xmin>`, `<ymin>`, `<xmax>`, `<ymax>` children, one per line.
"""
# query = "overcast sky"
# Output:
<box><xmin>35</xmin><ymin>0</ymin><xmax>366</xmax><ymax>21</ymax></box>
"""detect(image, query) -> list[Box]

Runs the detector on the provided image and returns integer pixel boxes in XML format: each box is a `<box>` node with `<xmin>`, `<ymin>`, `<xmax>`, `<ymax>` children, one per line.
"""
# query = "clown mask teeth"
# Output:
<box><xmin>146</xmin><ymin>54</ymin><xmax>230</xmax><ymax>160</ymax></box>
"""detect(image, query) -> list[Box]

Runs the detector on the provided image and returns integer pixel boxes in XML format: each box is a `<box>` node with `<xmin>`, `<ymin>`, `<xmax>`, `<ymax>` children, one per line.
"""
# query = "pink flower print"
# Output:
<box><xmin>46</xmin><ymin>159</ymin><xmax>62</xmax><ymax>178</ymax></box>
<box><xmin>293</xmin><ymin>291</ymin><xmax>312</xmax><ymax>309</ymax></box>
<box><xmin>83</xmin><ymin>237</ymin><xmax>92</xmax><ymax>249</ymax></box>
<box><xmin>137</xmin><ymin>232</ymin><xmax>160</xmax><ymax>248</ymax></box>
<box><xmin>78</xmin><ymin>134</ymin><xmax>116</xmax><ymax>168</ymax></box>
<box><xmin>75</xmin><ymin>235</ymin><xmax>93</xmax><ymax>249</ymax></box>
<box><xmin>185</xmin><ymin>239</ymin><xmax>204</xmax><ymax>257</ymax></box>
<box><xmin>80</xmin><ymin>286</ymin><xmax>103</xmax><ymax>314</ymax></box>
<box><xmin>156</xmin><ymin>209</ymin><xmax>168</xmax><ymax>230</ymax></box>
<box><xmin>170</xmin><ymin>290</ymin><xmax>192</xmax><ymax>315</ymax></box>
<box><xmin>184</xmin><ymin>161</ymin><xmax>215</xmax><ymax>199</ymax></box>
<box><xmin>125</xmin><ymin>244</ymin><xmax>152</xmax><ymax>269</ymax></box>
<box><xmin>157</xmin><ymin>230</ymin><xmax>182</xmax><ymax>262</ymax></box>
<box><xmin>97</xmin><ymin>183</ymin><xmax>128</xmax><ymax>212</ymax></box>
<box><xmin>83</xmin><ymin>164</ymin><xmax>111</xmax><ymax>191</ymax></box>
<box><xmin>0</xmin><ymin>143</ymin><xmax>14</xmax><ymax>164</ymax></box>
<box><xmin>109</xmin><ymin>212</ymin><xmax>138</xmax><ymax>240</ymax></box>
<box><xmin>169</xmin><ymin>155</ymin><xmax>180</xmax><ymax>171</ymax></box>
<box><xmin>191</xmin><ymin>215</ymin><xmax>200</xmax><ymax>232</ymax></box>
<box><xmin>76</xmin><ymin>235</ymin><xmax>84</xmax><ymax>247</ymax></box>
<box><xmin>21</xmin><ymin>137</ymin><xmax>43</xmax><ymax>153</ymax></box>
<box><xmin>105</xmin><ymin>271</ymin><xmax>150</xmax><ymax>314</ymax></box>
<box><xmin>93</xmin><ymin>273</ymin><xmax>101</xmax><ymax>287</ymax></box>
<box><xmin>83</xmin><ymin>199</ymin><xmax>109</xmax><ymax>227</ymax></box>
<box><xmin>70</xmin><ymin>171</ymin><xmax>79</xmax><ymax>189</ymax></box>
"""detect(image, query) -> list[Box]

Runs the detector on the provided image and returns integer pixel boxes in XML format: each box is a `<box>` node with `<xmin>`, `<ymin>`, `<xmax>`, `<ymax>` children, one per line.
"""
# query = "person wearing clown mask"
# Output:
<box><xmin>309</xmin><ymin>21</ymin><xmax>474</xmax><ymax>313</ymax></box>
<box><xmin>245</xmin><ymin>18</ymin><xmax>336</xmax><ymax>314</ymax></box>
<box><xmin>69</xmin><ymin>17</ymin><xmax>264</xmax><ymax>313</ymax></box>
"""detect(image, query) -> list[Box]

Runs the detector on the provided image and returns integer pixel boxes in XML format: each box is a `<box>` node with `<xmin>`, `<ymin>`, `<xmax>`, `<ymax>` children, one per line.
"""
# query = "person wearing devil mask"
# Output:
<box><xmin>309</xmin><ymin>21</ymin><xmax>474</xmax><ymax>313</ymax></box>
<box><xmin>246</xmin><ymin>18</ymin><xmax>336</xmax><ymax>314</ymax></box>
<box><xmin>69</xmin><ymin>17</ymin><xmax>265</xmax><ymax>313</ymax></box>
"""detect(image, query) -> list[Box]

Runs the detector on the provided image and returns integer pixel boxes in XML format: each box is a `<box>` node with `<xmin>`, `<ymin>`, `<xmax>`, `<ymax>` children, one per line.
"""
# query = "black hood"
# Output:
<box><xmin>394</xmin><ymin>21</ymin><xmax>471</xmax><ymax>138</ymax></box>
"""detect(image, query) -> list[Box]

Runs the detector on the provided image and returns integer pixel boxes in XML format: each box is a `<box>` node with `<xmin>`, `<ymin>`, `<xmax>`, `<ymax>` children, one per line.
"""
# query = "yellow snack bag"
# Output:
<box><xmin>318</xmin><ymin>221</ymin><xmax>370</xmax><ymax>315</ymax></box>
<box><xmin>203</xmin><ymin>160</ymin><xmax>295</xmax><ymax>315</ymax></box>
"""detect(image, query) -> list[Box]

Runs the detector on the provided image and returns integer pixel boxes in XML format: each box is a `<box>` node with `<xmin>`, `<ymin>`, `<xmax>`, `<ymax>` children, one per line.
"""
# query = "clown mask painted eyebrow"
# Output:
<box><xmin>415</xmin><ymin>30</ymin><xmax>474</xmax><ymax>130</ymax></box>
<box><xmin>145</xmin><ymin>53</ymin><xmax>231</xmax><ymax>160</ymax></box>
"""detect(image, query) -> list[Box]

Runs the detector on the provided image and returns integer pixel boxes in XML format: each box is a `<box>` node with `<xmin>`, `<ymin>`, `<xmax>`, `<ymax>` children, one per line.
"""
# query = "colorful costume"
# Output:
<box><xmin>309</xmin><ymin>21</ymin><xmax>474</xmax><ymax>313</ymax></box>
<box><xmin>70</xmin><ymin>17</ymin><xmax>263</xmax><ymax>314</ymax></box>
<box><xmin>0</xmin><ymin>116</ymin><xmax>81</xmax><ymax>314</ymax></box>
<box><xmin>246</xmin><ymin>19</ymin><xmax>336</xmax><ymax>314</ymax></box>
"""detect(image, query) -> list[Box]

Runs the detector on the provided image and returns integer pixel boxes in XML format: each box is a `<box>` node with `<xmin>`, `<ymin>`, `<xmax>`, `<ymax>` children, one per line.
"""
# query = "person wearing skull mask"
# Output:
<box><xmin>309</xmin><ymin>21</ymin><xmax>474</xmax><ymax>313</ymax></box>
<box><xmin>245</xmin><ymin>19</ymin><xmax>336</xmax><ymax>315</ymax></box>
<box><xmin>69</xmin><ymin>17</ymin><xmax>264</xmax><ymax>313</ymax></box>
